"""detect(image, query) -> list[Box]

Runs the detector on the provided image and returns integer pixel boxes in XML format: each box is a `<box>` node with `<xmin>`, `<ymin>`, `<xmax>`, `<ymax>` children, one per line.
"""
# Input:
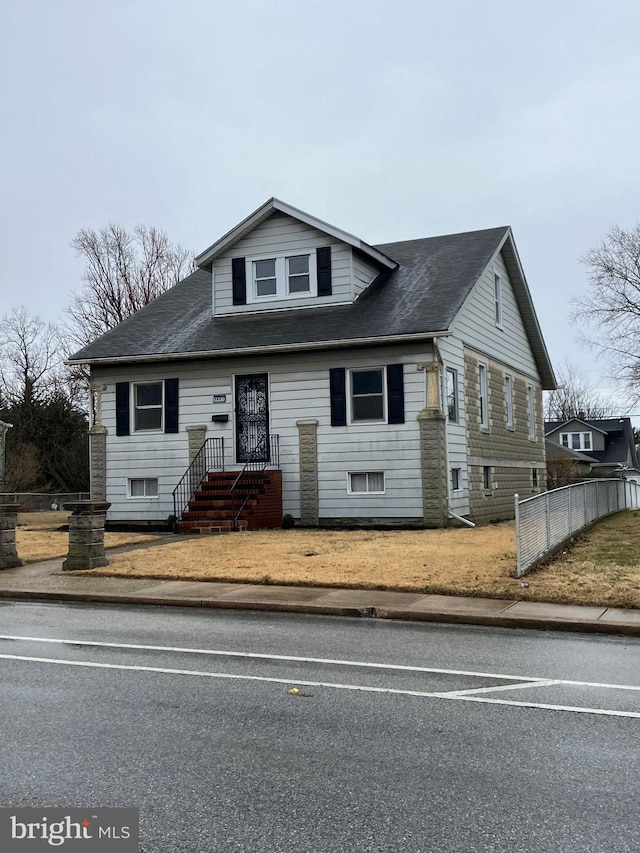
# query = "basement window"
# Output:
<box><xmin>128</xmin><ymin>478</ymin><xmax>159</xmax><ymax>498</ymax></box>
<box><xmin>347</xmin><ymin>472</ymin><xmax>385</xmax><ymax>494</ymax></box>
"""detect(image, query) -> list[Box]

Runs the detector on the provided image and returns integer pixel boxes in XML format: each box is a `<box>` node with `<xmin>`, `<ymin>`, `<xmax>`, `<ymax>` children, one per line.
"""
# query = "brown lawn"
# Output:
<box><xmin>16</xmin><ymin>512</ymin><xmax>162</xmax><ymax>564</ymax></box>
<box><xmin>17</xmin><ymin>510</ymin><xmax>640</xmax><ymax>609</ymax></box>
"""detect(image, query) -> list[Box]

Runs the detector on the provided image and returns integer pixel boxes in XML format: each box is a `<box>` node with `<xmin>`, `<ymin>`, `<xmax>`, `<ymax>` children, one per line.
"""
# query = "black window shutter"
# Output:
<box><xmin>387</xmin><ymin>364</ymin><xmax>405</xmax><ymax>424</ymax></box>
<box><xmin>329</xmin><ymin>367</ymin><xmax>347</xmax><ymax>426</ymax></box>
<box><xmin>164</xmin><ymin>378</ymin><xmax>179</xmax><ymax>433</ymax></box>
<box><xmin>232</xmin><ymin>257</ymin><xmax>246</xmax><ymax>305</ymax></box>
<box><xmin>115</xmin><ymin>382</ymin><xmax>130</xmax><ymax>436</ymax></box>
<box><xmin>317</xmin><ymin>247</ymin><xmax>332</xmax><ymax>297</ymax></box>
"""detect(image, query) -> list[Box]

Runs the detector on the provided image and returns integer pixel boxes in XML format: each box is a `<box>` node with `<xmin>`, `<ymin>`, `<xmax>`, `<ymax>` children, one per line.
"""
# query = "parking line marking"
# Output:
<box><xmin>1</xmin><ymin>652</ymin><xmax>639</xmax><ymax>719</ymax></box>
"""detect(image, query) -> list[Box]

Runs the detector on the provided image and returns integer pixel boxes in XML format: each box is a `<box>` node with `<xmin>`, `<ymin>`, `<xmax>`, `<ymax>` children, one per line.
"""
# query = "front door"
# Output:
<box><xmin>235</xmin><ymin>373</ymin><xmax>270</xmax><ymax>463</ymax></box>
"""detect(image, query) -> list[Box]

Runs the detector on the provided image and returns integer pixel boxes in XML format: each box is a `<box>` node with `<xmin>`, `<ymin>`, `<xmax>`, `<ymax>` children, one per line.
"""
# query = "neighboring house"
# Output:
<box><xmin>545</xmin><ymin>417</ymin><xmax>639</xmax><ymax>479</ymax></box>
<box><xmin>544</xmin><ymin>439</ymin><xmax>597</xmax><ymax>488</ymax></box>
<box><xmin>69</xmin><ymin>198</ymin><xmax>555</xmax><ymax>530</ymax></box>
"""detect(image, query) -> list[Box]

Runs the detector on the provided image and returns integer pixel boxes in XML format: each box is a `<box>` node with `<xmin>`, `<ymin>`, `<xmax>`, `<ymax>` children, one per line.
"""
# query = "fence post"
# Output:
<box><xmin>514</xmin><ymin>494</ymin><xmax>522</xmax><ymax>578</ymax></box>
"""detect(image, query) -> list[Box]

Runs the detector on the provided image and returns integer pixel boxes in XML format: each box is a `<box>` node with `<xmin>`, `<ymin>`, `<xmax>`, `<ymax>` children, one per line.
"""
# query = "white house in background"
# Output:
<box><xmin>69</xmin><ymin>198</ymin><xmax>556</xmax><ymax>530</ymax></box>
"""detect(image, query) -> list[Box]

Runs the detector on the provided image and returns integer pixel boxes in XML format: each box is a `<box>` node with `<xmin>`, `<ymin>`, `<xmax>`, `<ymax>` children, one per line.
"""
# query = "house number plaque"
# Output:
<box><xmin>213</xmin><ymin>395</ymin><xmax>227</xmax><ymax>403</ymax></box>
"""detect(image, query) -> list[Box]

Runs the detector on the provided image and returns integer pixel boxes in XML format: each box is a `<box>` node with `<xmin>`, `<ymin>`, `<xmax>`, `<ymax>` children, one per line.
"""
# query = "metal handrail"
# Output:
<box><xmin>230</xmin><ymin>435</ymin><xmax>280</xmax><ymax>529</ymax></box>
<box><xmin>172</xmin><ymin>437</ymin><xmax>224</xmax><ymax>522</ymax></box>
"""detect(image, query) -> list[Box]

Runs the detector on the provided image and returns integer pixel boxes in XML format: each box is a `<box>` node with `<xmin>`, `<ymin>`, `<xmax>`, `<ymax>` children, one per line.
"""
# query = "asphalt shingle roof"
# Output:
<box><xmin>69</xmin><ymin>226</ymin><xmax>509</xmax><ymax>363</ymax></box>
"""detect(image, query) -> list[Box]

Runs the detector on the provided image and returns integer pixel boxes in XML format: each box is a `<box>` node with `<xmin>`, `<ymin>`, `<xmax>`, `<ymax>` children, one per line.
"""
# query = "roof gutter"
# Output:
<box><xmin>67</xmin><ymin>331</ymin><xmax>451</xmax><ymax>366</ymax></box>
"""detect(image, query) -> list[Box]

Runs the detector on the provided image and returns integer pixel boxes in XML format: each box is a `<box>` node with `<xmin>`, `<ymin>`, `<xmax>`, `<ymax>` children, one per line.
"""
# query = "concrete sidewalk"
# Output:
<box><xmin>1</xmin><ymin>549</ymin><xmax>639</xmax><ymax>637</ymax></box>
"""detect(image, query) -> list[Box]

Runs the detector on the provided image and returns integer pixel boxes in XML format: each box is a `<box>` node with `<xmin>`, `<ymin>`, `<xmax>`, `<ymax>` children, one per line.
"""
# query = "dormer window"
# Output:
<box><xmin>249</xmin><ymin>253</ymin><xmax>316</xmax><ymax>301</ymax></box>
<box><xmin>254</xmin><ymin>259</ymin><xmax>277</xmax><ymax>297</ymax></box>
<box><xmin>287</xmin><ymin>256</ymin><xmax>310</xmax><ymax>293</ymax></box>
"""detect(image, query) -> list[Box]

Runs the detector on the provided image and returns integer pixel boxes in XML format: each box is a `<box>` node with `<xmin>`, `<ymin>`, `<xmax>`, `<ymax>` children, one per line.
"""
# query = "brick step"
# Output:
<box><xmin>176</xmin><ymin>519</ymin><xmax>248</xmax><ymax>534</ymax></box>
<box><xmin>194</xmin><ymin>488</ymin><xmax>265</xmax><ymax>499</ymax></box>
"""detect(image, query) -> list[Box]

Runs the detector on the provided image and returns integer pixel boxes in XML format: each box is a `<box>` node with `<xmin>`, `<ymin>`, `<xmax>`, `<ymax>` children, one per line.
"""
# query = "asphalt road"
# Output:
<box><xmin>0</xmin><ymin>600</ymin><xmax>639</xmax><ymax>852</ymax></box>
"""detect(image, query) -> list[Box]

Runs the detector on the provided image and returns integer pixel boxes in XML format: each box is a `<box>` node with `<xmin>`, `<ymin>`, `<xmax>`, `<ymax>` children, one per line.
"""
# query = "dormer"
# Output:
<box><xmin>195</xmin><ymin>198</ymin><xmax>397</xmax><ymax>317</ymax></box>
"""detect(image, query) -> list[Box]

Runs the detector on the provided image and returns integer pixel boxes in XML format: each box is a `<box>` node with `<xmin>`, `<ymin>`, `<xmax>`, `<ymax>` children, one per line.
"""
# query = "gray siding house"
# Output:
<box><xmin>69</xmin><ymin>198</ymin><xmax>556</xmax><ymax>529</ymax></box>
<box><xmin>545</xmin><ymin>417</ymin><xmax>639</xmax><ymax>477</ymax></box>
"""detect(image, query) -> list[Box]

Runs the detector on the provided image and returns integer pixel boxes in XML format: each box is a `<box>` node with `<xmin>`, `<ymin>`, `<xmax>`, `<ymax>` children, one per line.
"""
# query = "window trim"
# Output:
<box><xmin>494</xmin><ymin>271</ymin><xmax>503</xmax><ymax>328</ymax></box>
<box><xmin>479</xmin><ymin>363</ymin><xmax>489</xmax><ymax>429</ymax></box>
<box><xmin>483</xmin><ymin>465</ymin><xmax>493</xmax><ymax>494</ymax></box>
<box><xmin>348</xmin><ymin>367</ymin><xmax>387</xmax><ymax>424</ymax></box>
<box><xmin>451</xmin><ymin>468</ymin><xmax>461</xmax><ymax>491</ymax></box>
<box><xmin>127</xmin><ymin>477</ymin><xmax>159</xmax><ymax>499</ymax></box>
<box><xmin>247</xmin><ymin>252</ymin><xmax>317</xmax><ymax>303</ymax></box>
<box><xmin>346</xmin><ymin>471</ymin><xmax>386</xmax><ymax>495</ymax></box>
<box><xmin>133</xmin><ymin>381</ymin><xmax>164</xmax><ymax>433</ymax></box>
<box><xmin>504</xmin><ymin>373</ymin><xmax>514</xmax><ymax>429</ymax></box>
<box><xmin>446</xmin><ymin>368</ymin><xmax>458</xmax><ymax>423</ymax></box>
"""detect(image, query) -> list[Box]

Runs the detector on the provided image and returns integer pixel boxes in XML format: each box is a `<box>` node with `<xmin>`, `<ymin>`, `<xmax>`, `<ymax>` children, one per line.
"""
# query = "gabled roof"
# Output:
<box><xmin>545</xmin><ymin>418</ymin><xmax>610</xmax><ymax>436</ymax></box>
<box><xmin>195</xmin><ymin>198</ymin><xmax>397</xmax><ymax>271</ymax></box>
<box><xmin>68</xmin><ymin>202</ymin><xmax>555</xmax><ymax>388</ymax></box>
<box><xmin>544</xmin><ymin>439</ymin><xmax>597</xmax><ymax>464</ymax></box>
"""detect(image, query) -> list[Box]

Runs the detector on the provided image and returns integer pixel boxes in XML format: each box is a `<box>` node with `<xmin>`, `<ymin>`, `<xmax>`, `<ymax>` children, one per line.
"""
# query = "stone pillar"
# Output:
<box><xmin>0</xmin><ymin>503</ymin><xmax>22</xmax><ymax>569</ymax></box>
<box><xmin>89</xmin><ymin>425</ymin><xmax>107</xmax><ymax>501</ymax></box>
<box><xmin>62</xmin><ymin>501</ymin><xmax>111</xmax><ymax>571</ymax></box>
<box><xmin>297</xmin><ymin>419</ymin><xmax>319</xmax><ymax>525</ymax></box>
<box><xmin>186</xmin><ymin>425</ymin><xmax>208</xmax><ymax>463</ymax></box>
<box><xmin>419</xmin><ymin>362</ymin><xmax>448</xmax><ymax>527</ymax></box>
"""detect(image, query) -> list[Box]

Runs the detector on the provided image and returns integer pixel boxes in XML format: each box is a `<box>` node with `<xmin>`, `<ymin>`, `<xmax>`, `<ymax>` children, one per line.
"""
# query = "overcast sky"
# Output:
<box><xmin>2</xmin><ymin>0</ymin><xmax>639</xmax><ymax>408</ymax></box>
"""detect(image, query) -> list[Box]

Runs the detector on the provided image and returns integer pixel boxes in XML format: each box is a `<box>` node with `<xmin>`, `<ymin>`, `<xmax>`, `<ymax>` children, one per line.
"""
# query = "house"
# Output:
<box><xmin>545</xmin><ymin>417</ymin><xmax>639</xmax><ymax>480</ymax></box>
<box><xmin>69</xmin><ymin>198</ymin><xmax>556</xmax><ymax>530</ymax></box>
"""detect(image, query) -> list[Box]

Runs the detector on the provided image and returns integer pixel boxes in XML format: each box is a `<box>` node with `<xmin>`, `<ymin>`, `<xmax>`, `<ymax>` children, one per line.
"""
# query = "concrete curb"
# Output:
<box><xmin>1</xmin><ymin>587</ymin><xmax>639</xmax><ymax>637</ymax></box>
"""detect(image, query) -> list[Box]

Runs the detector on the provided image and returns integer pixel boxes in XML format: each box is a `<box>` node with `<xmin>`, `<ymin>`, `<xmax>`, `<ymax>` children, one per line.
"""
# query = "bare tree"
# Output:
<box><xmin>0</xmin><ymin>307</ymin><xmax>62</xmax><ymax>406</ymax></box>
<box><xmin>66</xmin><ymin>224</ymin><xmax>194</xmax><ymax>350</ymax></box>
<box><xmin>572</xmin><ymin>223</ymin><xmax>640</xmax><ymax>400</ymax></box>
<box><xmin>544</xmin><ymin>361</ymin><xmax>613</xmax><ymax>422</ymax></box>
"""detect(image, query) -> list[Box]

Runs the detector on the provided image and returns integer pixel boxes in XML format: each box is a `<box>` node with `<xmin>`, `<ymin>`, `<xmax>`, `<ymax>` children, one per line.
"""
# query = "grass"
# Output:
<box><xmin>16</xmin><ymin>512</ymin><xmax>162</xmax><ymax>564</ymax></box>
<box><xmin>15</xmin><ymin>510</ymin><xmax>640</xmax><ymax>609</ymax></box>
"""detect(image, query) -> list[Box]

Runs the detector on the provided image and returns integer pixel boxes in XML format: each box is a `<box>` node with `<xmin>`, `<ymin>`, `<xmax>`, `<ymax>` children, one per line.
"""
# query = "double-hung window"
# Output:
<box><xmin>446</xmin><ymin>368</ymin><xmax>458</xmax><ymax>422</ymax></box>
<box><xmin>527</xmin><ymin>385</ymin><xmax>536</xmax><ymax>439</ymax></box>
<box><xmin>251</xmin><ymin>254</ymin><xmax>314</xmax><ymax>300</ymax></box>
<box><xmin>505</xmin><ymin>374</ymin><xmax>514</xmax><ymax>428</ymax></box>
<box><xmin>494</xmin><ymin>273</ymin><xmax>503</xmax><ymax>327</ymax></box>
<box><xmin>479</xmin><ymin>364</ymin><xmax>489</xmax><ymax>429</ymax></box>
<box><xmin>134</xmin><ymin>382</ymin><xmax>163</xmax><ymax>431</ymax></box>
<box><xmin>350</xmin><ymin>369</ymin><xmax>385</xmax><ymax>422</ymax></box>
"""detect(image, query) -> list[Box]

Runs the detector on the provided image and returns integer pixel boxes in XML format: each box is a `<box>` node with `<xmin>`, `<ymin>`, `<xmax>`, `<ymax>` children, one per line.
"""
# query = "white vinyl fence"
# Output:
<box><xmin>515</xmin><ymin>479</ymin><xmax>640</xmax><ymax>578</ymax></box>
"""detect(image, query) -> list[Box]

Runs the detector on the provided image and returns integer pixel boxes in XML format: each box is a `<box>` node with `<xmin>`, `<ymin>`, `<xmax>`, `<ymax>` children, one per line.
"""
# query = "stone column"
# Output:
<box><xmin>297</xmin><ymin>419</ymin><xmax>319</xmax><ymax>525</ymax></box>
<box><xmin>89</xmin><ymin>425</ymin><xmax>107</xmax><ymax>501</ymax></box>
<box><xmin>419</xmin><ymin>362</ymin><xmax>448</xmax><ymax>527</ymax></box>
<box><xmin>0</xmin><ymin>503</ymin><xmax>22</xmax><ymax>569</ymax></box>
<box><xmin>62</xmin><ymin>501</ymin><xmax>111</xmax><ymax>571</ymax></box>
<box><xmin>0</xmin><ymin>420</ymin><xmax>12</xmax><ymax>491</ymax></box>
<box><xmin>186</xmin><ymin>425</ymin><xmax>208</xmax><ymax>463</ymax></box>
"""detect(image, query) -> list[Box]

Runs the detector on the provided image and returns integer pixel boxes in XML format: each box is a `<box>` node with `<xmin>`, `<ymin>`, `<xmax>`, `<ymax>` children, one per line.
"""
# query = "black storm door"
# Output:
<box><xmin>235</xmin><ymin>373</ymin><xmax>270</xmax><ymax>463</ymax></box>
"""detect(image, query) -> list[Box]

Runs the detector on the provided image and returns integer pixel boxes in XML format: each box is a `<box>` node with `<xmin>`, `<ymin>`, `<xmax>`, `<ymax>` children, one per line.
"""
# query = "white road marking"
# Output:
<box><xmin>440</xmin><ymin>679</ymin><xmax>560</xmax><ymax>697</ymax></box>
<box><xmin>0</xmin><ymin>651</ymin><xmax>639</xmax><ymax>719</ymax></box>
<box><xmin>2</xmin><ymin>634</ymin><xmax>640</xmax><ymax>693</ymax></box>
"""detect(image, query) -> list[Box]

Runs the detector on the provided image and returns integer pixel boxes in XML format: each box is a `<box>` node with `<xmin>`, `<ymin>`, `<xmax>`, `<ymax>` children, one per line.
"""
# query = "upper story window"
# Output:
<box><xmin>254</xmin><ymin>259</ymin><xmax>277</xmax><ymax>297</ymax></box>
<box><xmin>134</xmin><ymin>382</ymin><xmax>163</xmax><ymax>431</ymax></box>
<box><xmin>287</xmin><ymin>255</ymin><xmax>310</xmax><ymax>293</ymax></box>
<box><xmin>446</xmin><ymin>368</ymin><xmax>458</xmax><ymax>423</ymax></box>
<box><xmin>479</xmin><ymin>363</ymin><xmax>489</xmax><ymax>429</ymax></box>
<box><xmin>350</xmin><ymin>368</ymin><xmax>385</xmax><ymax>422</ymax></box>
<box><xmin>560</xmin><ymin>432</ymin><xmax>592</xmax><ymax>451</ymax></box>
<box><xmin>494</xmin><ymin>272</ymin><xmax>503</xmax><ymax>327</ymax></box>
<box><xmin>250</xmin><ymin>254</ymin><xmax>316</xmax><ymax>301</ymax></box>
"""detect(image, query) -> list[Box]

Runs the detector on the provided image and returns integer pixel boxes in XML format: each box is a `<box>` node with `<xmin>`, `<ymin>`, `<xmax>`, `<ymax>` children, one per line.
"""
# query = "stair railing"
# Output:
<box><xmin>230</xmin><ymin>435</ymin><xmax>280</xmax><ymax>529</ymax></box>
<box><xmin>172</xmin><ymin>437</ymin><xmax>225</xmax><ymax>523</ymax></box>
